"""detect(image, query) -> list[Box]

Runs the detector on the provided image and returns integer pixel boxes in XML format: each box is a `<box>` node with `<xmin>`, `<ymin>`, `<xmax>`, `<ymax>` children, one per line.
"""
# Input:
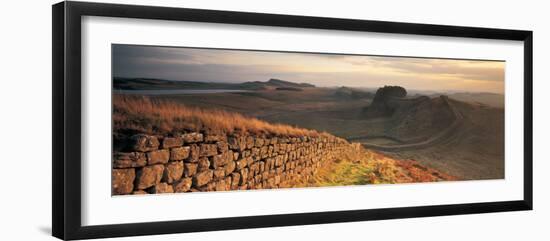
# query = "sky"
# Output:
<box><xmin>113</xmin><ymin>44</ymin><xmax>505</xmax><ymax>94</ymax></box>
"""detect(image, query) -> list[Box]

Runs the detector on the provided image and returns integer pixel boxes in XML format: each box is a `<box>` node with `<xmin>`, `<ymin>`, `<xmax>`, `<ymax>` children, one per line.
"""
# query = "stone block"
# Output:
<box><xmin>113</xmin><ymin>152</ymin><xmax>146</xmax><ymax>168</ymax></box>
<box><xmin>185</xmin><ymin>144</ymin><xmax>200</xmax><ymax>163</ymax></box>
<box><xmin>132</xmin><ymin>190</ymin><xmax>148</xmax><ymax>195</ymax></box>
<box><xmin>246</xmin><ymin>136</ymin><xmax>254</xmax><ymax>149</ymax></box>
<box><xmin>230</xmin><ymin>173</ymin><xmax>240</xmax><ymax>189</ymax></box>
<box><xmin>260</xmin><ymin>146</ymin><xmax>269</xmax><ymax>158</ymax></box>
<box><xmin>217</xmin><ymin>141</ymin><xmax>229</xmax><ymax>153</ymax></box>
<box><xmin>197</xmin><ymin>157</ymin><xmax>210</xmax><ymax>172</ymax></box>
<box><xmin>228</xmin><ymin>136</ymin><xmax>246</xmax><ymax>151</ymax></box>
<box><xmin>135</xmin><ymin>164</ymin><xmax>164</xmax><ymax>190</ymax></box>
<box><xmin>163</xmin><ymin>161</ymin><xmax>183</xmax><ymax>184</ymax></box>
<box><xmin>184</xmin><ymin>163</ymin><xmax>198</xmax><ymax>177</ymax></box>
<box><xmin>254</xmin><ymin>175</ymin><xmax>262</xmax><ymax>183</ymax></box>
<box><xmin>211</xmin><ymin>151</ymin><xmax>233</xmax><ymax>168</ymax></box>
<box><xmin>249</xmin><ymin>162</ymin><xmax>259</xmax><ymax>175</ymax></box>
<box><xmin>147</xmin><ymin>149</ymin><xmax>170</xmax><ymax>165</ymax></box>
<box><xmin>274</xmin><ymin>175</ymin><xmax>281</xmax><ymax>185</ymax></box>
<box><xmin>149</xmin><ymin>182</ymin><xmax>174</xmax><ymax>194</ymax></box>
<box><xmin>193</xmin><ymin>170</ymin><xmax>213</xmax><ymax>187</ymax></box>
<box><xmin>254</xmin><ymin>138</ymin><xmax>264</xmax><ymax>147</ymax></box>
<box><xmin>213</xmin><ymin>168</ymin><xmax>225</xmax><ymax>180</ymax></box>
<box><xmin>266</xmin><ymin>177</ymin><xmax>276</xmax><ymax>188</ymax></box>
<box><xmin>224</xmin><ymin>161</ymin><xmax>236</xmax><ymax>174</ymax></box>
<box><xmin>275</xmin><ymin>156</ymin><xmax>284</xmax><ymax>167</ymax></box>
<box><xmin>181</xmin><ymin>132</ymin><xmax>203</xmax><ymax>143</ymax></box>
<box><xmin>199</xmin><ymin>144</ymin><xmax>218</xmax><ymax>157</ymax></box>
<box><xmin>235</xmin><ymin>158</ymin><xmax>248</xmax><ymax>171</ymax></box>
<box><xmin>112</xmin><ymin>168</ymin><xmax>135</xmax><ymax>195</ymax></box>
<box><xmin>129</xmin><ymin>134</ymin><xmax>159</xmax><ymax>152</ymax></box>
<box><xmin>224</xmin><ymin>176</ymin><xmax>232</xmax><ymax>190</ymax></box>
<box><xmin>262</xmin><ymin>171</ymin><xmax>270</xmax><ymax>181</ymax></box>
<box><xmin>204</xmin><ymin>182</ymin><xmax>216</xmax><ymax>191</ymax></box>
<box><xmin>204</xmin><ymin>133</ymin><xmax>227</xmax><ymax>142</ymax></box>
<box><xmin>251</xmin><ymin>148</ymin><xmax>260</xmax><ymax>157</ymax></box>
<box><xmin>170</xmin><ymin>146</ymin><xmax>190</xmax><ymax>161</ymax></box>
<box><xmin>239</xmin><ymin>168</ymin><xmax>249</xmax><ymax>185</ymax></box>
<box><xmin>215</xmin><ymin>180</ymin><xmax>227</xmax><ymax>191</ymax></box>
<box><xmin>161</xmin><ymin>137</ymin><xmax>183</xmax><ymax>149</ymax></box>
<box><xmin>173</xmin><ymin>177</ymin><xmax>192</xmax><ymax>192</ymax></box>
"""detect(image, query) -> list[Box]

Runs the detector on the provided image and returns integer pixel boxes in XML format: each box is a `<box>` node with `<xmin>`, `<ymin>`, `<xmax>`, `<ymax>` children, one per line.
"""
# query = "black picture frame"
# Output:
<box><xmin>52</xmin><ymin>1</ymin><xmax>533</xmax><ymax>240</ymax></box>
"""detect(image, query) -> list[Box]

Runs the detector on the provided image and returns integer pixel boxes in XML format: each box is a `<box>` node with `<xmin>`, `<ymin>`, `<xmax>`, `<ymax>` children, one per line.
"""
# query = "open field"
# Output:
<box><xmin>149</xmin><ymin>88</ymin><xmax>375</xmax><ymax>137</ymax></box>
<box><xmin>113</xmin><ymin>94</ymin><xmax>326</xmax><ymax>137</ymax></box>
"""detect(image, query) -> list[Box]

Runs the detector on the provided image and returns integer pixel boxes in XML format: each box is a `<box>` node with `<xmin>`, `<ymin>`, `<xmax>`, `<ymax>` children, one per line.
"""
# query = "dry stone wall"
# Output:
<box><xmin>112</xmin><ymin>132</ymin><xmax>356</xmax><ymax>195</ymax></box>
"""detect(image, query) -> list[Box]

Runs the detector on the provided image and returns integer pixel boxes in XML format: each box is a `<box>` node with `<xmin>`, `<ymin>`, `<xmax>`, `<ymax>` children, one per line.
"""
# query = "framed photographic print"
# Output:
<box><xmin>52</xmin><ymin>1</ymin><xmax>533</xmax><ymax>240</ymax></box>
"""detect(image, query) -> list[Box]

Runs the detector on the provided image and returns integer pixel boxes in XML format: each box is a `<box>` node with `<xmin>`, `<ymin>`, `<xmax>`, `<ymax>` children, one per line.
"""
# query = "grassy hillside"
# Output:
<box><xmin>113</xmin><ymin>95</ymin><xmax>324</xmax><ymax>137</ymax></box>
<box><xmin>383</xmin><ymin>98</ymin><xmax>505</xmax><ymax>180</ymax></box>
<box><xmin>290</xmin><ymin>147</ymin><xmax>456</xmax><ymax>188</ymax></box>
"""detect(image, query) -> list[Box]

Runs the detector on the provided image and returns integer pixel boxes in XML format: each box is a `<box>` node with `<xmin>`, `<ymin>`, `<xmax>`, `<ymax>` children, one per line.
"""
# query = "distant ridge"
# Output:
<box><xmin>113</xmin><ymin>77</ymin><xmax>315</xmax><ymax>90</ymax></box>
<box><xmin>265</xmin><ymin>78</ymin><xmax>315</xmax><ymax>88</ymax></box>
<box><xmin>334</xmin><ymin>86</ymin><xmax>374</xmax><ymax>99</ymax></box>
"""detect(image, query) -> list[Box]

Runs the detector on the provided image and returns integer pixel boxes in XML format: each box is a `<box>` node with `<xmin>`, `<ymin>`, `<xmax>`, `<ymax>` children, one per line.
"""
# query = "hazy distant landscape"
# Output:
<box><xmin>111</xmin><ymin>44</ymin><xmax>505</xmax><ymax>195</ymax></box>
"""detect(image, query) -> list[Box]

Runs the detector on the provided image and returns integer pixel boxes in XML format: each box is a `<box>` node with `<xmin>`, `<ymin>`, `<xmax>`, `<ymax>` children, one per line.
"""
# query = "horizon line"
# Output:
<box><xmin>113</xmin><ymin>76</ymin><xmax>504</xmax><ymax>95</ymax></box>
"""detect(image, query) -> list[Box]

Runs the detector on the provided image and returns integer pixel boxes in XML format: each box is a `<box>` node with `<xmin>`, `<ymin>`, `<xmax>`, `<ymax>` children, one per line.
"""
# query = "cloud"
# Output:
<box><xmin>342</xmin><ymin>56</ymin><xmax>504</xmax><ymax>82</ymax></box>
<box><xmin>112</xmin><ymin>44</ymin><xmax>505</xmax><ymax>93</ymax></box>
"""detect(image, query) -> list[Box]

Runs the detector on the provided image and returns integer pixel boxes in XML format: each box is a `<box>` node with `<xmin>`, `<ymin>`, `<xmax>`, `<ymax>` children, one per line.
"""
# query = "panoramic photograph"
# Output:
<box><xmin>111</xmin><ymin>44</ymin><xmax>505</xmax><ymax>195</ymax></box>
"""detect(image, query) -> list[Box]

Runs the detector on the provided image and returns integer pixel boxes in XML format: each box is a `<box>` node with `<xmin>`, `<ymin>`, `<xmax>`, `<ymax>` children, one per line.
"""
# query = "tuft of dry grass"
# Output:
<box><xmin>113</xmin><ymin>95</ymin><xmax>326</xmax><ymax>137</ymax></box>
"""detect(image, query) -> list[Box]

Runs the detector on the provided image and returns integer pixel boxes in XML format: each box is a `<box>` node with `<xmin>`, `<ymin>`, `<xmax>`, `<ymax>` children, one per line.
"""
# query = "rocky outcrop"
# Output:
<box><xmin>112</xmin><ymin>132</ymin><xmax>357</xmax><ymax>195</ymax></box>
<box><xmin>364</xmin><ymin>86</ymin><xmax>407</xmax><ymax>117</ymax></box>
